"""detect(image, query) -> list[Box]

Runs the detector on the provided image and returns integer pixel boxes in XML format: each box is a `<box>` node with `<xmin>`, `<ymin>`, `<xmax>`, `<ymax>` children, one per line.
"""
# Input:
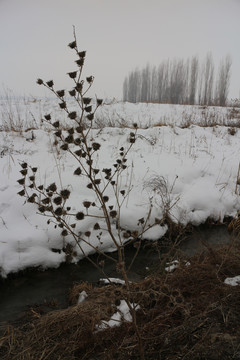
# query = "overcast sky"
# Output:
<box><xmin>0</xmin><ymin>0</ymin><xmax>239</xmax><ymax>100</ymax></box>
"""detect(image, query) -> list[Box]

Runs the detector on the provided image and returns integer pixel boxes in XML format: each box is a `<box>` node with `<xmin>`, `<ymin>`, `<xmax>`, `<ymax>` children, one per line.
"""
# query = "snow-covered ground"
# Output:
<box><xmin>1</xmin><ymin>98</ymin><xmax>240</xmax><ymax>277</ymax></box>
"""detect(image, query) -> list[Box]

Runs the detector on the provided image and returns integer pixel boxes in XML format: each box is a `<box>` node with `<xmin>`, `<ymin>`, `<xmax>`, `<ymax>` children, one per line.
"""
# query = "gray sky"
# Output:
<box><xmin>0</xmin><ymin>0</ymin><xmax>239</xmax><ymax>100</ymax></box>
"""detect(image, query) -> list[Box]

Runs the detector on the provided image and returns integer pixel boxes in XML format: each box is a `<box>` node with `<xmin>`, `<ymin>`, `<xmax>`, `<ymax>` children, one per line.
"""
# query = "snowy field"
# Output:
<box><xmin>1</xmin><ymin>98</ymin><xmax>240</xmax><ymax>277</ymax></box>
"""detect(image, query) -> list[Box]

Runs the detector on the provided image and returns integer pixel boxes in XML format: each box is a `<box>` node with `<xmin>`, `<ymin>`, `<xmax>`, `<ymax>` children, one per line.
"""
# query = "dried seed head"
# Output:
<box><xmin>38</xmin><ymin>185</ymin><xmax>44</xmax><ymax>190</ymax></box>
<box><xmin>86</xmin><ymin>113</ymin><xmax>94</xmax><ymax>121</ymax></box>
<box><xmin>75</xmin><ymin>58</ymin><xmax>84</xmax><ymax>67</ymax></box>
<box><xmin>20</xmin><ymin>169</ymin><xmax>28</xmax><ymax>176</ymax></box>
<box><xmin>74</xmin><ymin>138</ymin><xmax>81</xmax><ymax>146</ymax></box>
<box><xmin>54</xmin><ymin>130</ymin><xmax>62</xmax><ymax>138</ymax></box>
<box><xmin>69</xmin><ymin>89</ymin><xmax>76</xmax><ymax>97</ymax></box>
<box><xmin>94</xmin><ymin>179</ymin><xmax>101</xmax><ymax>185</ymax></box>
<box><xmin>92</xmin><ymin>142</ymin><xmax>101</xmax><ymax>151</ymax></box>
<box><xmin>67</xmin><ymin>71</ymin><xmax>77</xmax><ymax>79</ymax></box>
<box><xmin>76</xmin><ymin>212</ymin><xmax>85</xmax><ymax>220</ymax></box>
<box><xmin>65</xmin><ymin>135</ymin><xmax>74</xmax><ymax>143</ymax></box>
<box><xmin>32</xmin><ymin>167</ymin><xmax>38</xmax><ymax>173</ymax></box>
<box><xmin>86</xmin><ymin>76</ymin><xmax>94</xmax><ymax>83</ymax></box>
<box><xmin>85</xmin><ymin>231</ymin><xmax>91</xmax><ymax>237</ymax></box>
<box><xmin>78</xmin><ymin>51</ymin><xmax>86</xmax><ymax>58</ymax></box>
<box><xmin>53</xmin><ymin>196</ymin><xmax>62</xmax><ymax>205</ymax></box>
<box><xmin>38</xmin><ymin>206</ymin><xmax>46</xmax><ymax>213</ymax></box>
<box><xmin>52</xmin><ymin>121</ymin><xmax>60</xmax><ymax>128</ymax></box>
<box><xmin>133</xmin><ymin>123</ymin><xmax>138</xmax><ymax>128</ymax></box>
<box><xmin>76</xmin><ymin>126</ymin><xmax>83</xmax><ymax>133</ymax></box>
<box><xmin>75</xmin><ymin>81</ymin><xmax>83</xmax><ymax>92</ymax></box>
<box><xmin>18</xmin><ymin>189</ymin><xmax>25</xmax><ymax>196</ymax></box>
<box><xmin>60</xmin><ymin>189</ymin><xmax>71</xmax><ymax>199</ymax></box>
<box><xmin>84</xmin><ymin>105</ymin><xmax>92</xmax><ymax>113</ymax></box>
<box><xmin>60</xmin><ymin>144</ymin><xmax>68</xmax><ymax>151</ymax></box>
<box><xmin>59</xmin><ymin>102</ymin><xmax>66</xmax><ymax>109</ymax></box>
<box><xmin>129</xmin><ymin>138</ymin><xmax>135</xmax><ymax>143</ymax></box>
<box><xmin>54</xmin><ymin>207</ymin><xmax>63</xmax><ymax>216</ymax></box>
<box><xmin>120</xmin><ymin>190</ymin><xmax>125</xmax><ymax>196</ymax></box>
<box><xmin>37</xmin><ymin>78</ymin><xmax>44</xmax><ymax>85</ymax></box>
<box><xmin>74</xmin><ymin>167</ymin><xmax>82</xmax><ymax>175</ymax></box>
<box><xmin>74</xmin><ymin>149</ymin><xmax>82</xmax><ymax>156</ymax></box>
<box><xmin>83</xmin><ymin>201</ymin><xmax>91</xmax><ymax>208</ymax></box>
<box><xmin>20</xmin><ymin>162</ymin><xmax>28</xmax><ymax>169</ymax></box>
<box><xmin>48</xmin><ymin>183</ymin><xmax>57</xmax><ymax>192</ymax></box>
<box><xmin>46</xmin><ymin>80</ymin><xmax>54</xmax><ymax>87</ymax></box>
<box><xmin>29</xmin><ymin>175</ymin><xmax>35</xmax><ymax>181</ymax></box>
<box><xmin>87</xmin><ymin>183</ymin><xmax>93</xmax><ymax>189</ymax></box>
<box><xmin>68</xmin><ymin>128</ymin><xmax>75</xmax><ymax>135</ymax></box>
<box><xmin>83</xmin><ymin>97</ymin><xmax>91</xmax><ymax>105</ymax></box>
<box><xmin>56</xmin><ymin>90</ymin><xmax>65</xmax><ymax>98</ymax></box>
<box><xmin>68</xmin><ymin>111</ymin><xmax>77</xmax><ymax>120</ymax></box>
<box><xmin>61</xmin><ymin>230</ymin><xmax>68</xmax><ymax>237</ymax></box>
<box><xmin>44</xmin><ymin>114</ymin><xmax>51</xmax><ymax>121</ymax></box>
<box><xmin>68</xmin><ymin>41</ymin><xmax>77</xmax><ymax>49</ymax></box>
<box><xmin>93</xmin><ymin>223</ymin><xmax>100</xmax><ymax>230</ymax></box>
<box><xmin>71</xmin><ymin>223</ymin><xmax>76</xmax><ymax>228</ymax></box>
<box><xmin>103</xmin><ymin>196</ymin><xmax>109</xmax><ymax>202</ymax></box>
<box><xmin>42</xmin><ymin>198</ymin><xmax>50</xmax><ymax>204</ymax></box>
<box><xmin>17</xmin><ymin>178</ymin><xmax>25</xmax><ymax>185</ymax></box>
<box><xmin>110</xmin><ymin>210</ymin><xmax>117</xmax><ymax>218</ymax></box>
<box><xmin>93</xmin><ymin>169</ymin><xmax>100</xmax><ymax>174</ymax></box>
<box><xmin>97</xmin><ymin>99</ymin><xmax>103</xmax><ymax>106</ymax></box>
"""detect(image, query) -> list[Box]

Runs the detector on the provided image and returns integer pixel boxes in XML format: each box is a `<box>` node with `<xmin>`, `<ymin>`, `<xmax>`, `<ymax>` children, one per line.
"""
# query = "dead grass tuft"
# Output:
<box><xmin>1</xmin><ymin>241</ymin><xmax>240</xmax><ymax>359</ymax></box>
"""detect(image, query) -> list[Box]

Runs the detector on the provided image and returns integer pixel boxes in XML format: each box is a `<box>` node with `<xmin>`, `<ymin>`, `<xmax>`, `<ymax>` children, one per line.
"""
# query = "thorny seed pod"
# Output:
<box><xmin>110</xmin><ymin>210</ymin><xmax>117</xmax><ymax>218</ymax></box>
<box><xmin>97</xmin><ymin>99</ymin><xmax>103</xmax><ymax>106</ymax></box>
<box><xmin>18</xmin><ymin>189</ymin><xmax>25</xmax><ymax>196</ymax></box>
<box><xmin>20</xmin><ymin>162</ymin><xmax>28</xmax><ymax>169</ymax></box>
<box><xmin>54</xmin><ymin>207</ymin><xmax>63</xmax><ymax>216</ymax></box>
<box><xmin>68</xmin><ymin>111</ymin><xmax>77</xmax><ymax>120</ymax></box>
<box><xmin>92</xmin><ymin>142</ymin><xmax>101</xmax><ymax>151</ymax></box>
<box><xmin>83</xmin><ymin>201</ymin><xmax>91</xmax><ymax>208</ymax></box>
<box><xmin>74</xmin><ymin>167</ymin><xmax>82</xmax><ymax>175</ymax></box>
<box><xmin>46</xmin><ymin>80</ymin><xmax>54</xmax><ymax>87</ymax></box>
<box><xmin>53</xmin><ymin>196</ymin><xmax>62</xmax><ymax>205</ymax></box>
<box><xmin>68</xmin><ymin>128</ymin><xmax>75</xmax><ymax>135</ymax></box>
<box><xmin>38</xmin><ymin>206</ymin><xmax>46</xmax><ymax>213</ymax></box>
<box><xmin>86</xmin><ymin>76</ymin><xmax>94</xmax><ymax>83</ymax></box>
<box><xmin>83</xmin><ymin>97</ymin><xmax>91</xmax><ymax>105</ymax></box>
<box><xmin>84</xmin><ymin>105</ymin><xmax>92</xmax><ymax>113</ymax></box>
<box><xmin>75</xmin><ymin>58</ymin><xmax>84</xmax><ymax>67</ymax></box>
<box><xmin>74</xmin><ymin>138</ymin><xmax>81</xmax><ymax>145</ymax></box>
<box><xmin>60</xmin><ymin>144</ymin><xmax>68</xmax><ymax>151</ymax></box>
<box><xmin>93</xmin><ymin>223</ymin><xmax>100</xmax><ymax>230</ymax></box>
<box><xmin>52</xmin><ymin>121</ymin><xmax>60</xmax><ymax>128</ymax></box>
<box><xmin>61</xmin><ymin>230</ymin><xmax>68</xmax><ymax>237</ymax></box>
<box><xmin>59</xmin><ymin>102</ymin><xmax>66</xmax><ymax>109</ymax></box>
<box><xmin>65</xmin><ymin>135</ymin><xmax>74</xmax><ymax>143</ymax></box>
<box><xmin>78</xmin><ymin>51</ymin><xmax>86</xmax><ymax>58</ymax></box>
<box><xmin>36</xmin><ymin>78</ymin><xmax>43</xmax><ymax>85</ymax></box>
<box><xmin>44</xmin><ymin>114</ymin><xmax>51</xmax><ymax>121</ymax></box>
<box><xmin>85</xmin><ymin>231</ymin><xmax>91</xmax><ymax>237</ymax></box>
<box><xmin>48</xmin><ymin>183</ymin><xmax>57</xmax><ymax>192</ymax></box>
<box><xmin>68</xmin><ymin>41</ymin><xmax>76</xmax><ymax>49</ymax></box>
<box><xmin>32</xmin><ymin>167</ymin><xmax>38</xmax><ymax>173</ymax></box>
<box><xmin>103</xmin><ymin>196</ymin><xmax>109</xmax><ymax>202</ymax></box>
<box><xmin>76</xmin><ymin>212</ymin><xmax>85</xmax><ymax>220</ymax></box>
<box><xmin>69</xmin><ymin>89</ymin><xmax>76</xmax><ymax>97</ymax></box>
<box><xmin>60</xmin><ymin>189</ymin><xmax>71</xmax><ymax>199</ymax></box>
<box><xmin>20</xmin><ymin>169</ymin><xmax>28</xmax><ymax>176</ymax></box>
<box><xmin>17</xmin><ymin>178</ymin><xmax>25</xmax><ymax>185</ymax></box>
<box><xmin>67</xmin><ymin>71</ymin><xmax>77</xmax><ymax>79</ymax></box>
<box><xmin>86</xmin><ymin>113</ymin><xmax>94</xmax><ymax>121</ymax></box>
<box><xmin>56</xmin><ymin>90</ymin><xmax>65</xmax><ymax>98</ymax></box>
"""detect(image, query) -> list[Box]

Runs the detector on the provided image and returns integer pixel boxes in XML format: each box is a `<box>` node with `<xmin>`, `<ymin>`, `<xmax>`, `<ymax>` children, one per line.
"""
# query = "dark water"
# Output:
<box><xmin>0</xmin><ymin>225</ymin><xmax>232</xmax><ymax>324</ymax></box>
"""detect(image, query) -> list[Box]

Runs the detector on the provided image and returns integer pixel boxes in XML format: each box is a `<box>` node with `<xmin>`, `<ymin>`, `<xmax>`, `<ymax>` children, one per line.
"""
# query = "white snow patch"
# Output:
<box><xmin>224</xmin><ymin>276</ymin><xmax>240</xmax><ymax>286</ymax></box>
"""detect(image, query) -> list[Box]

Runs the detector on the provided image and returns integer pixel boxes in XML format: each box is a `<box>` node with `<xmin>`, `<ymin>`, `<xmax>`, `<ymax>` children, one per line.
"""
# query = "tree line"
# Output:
<box><xmin>123</xmin><ymin>53</ymin><xmax>232</xmax><ymax>106</ymax></box>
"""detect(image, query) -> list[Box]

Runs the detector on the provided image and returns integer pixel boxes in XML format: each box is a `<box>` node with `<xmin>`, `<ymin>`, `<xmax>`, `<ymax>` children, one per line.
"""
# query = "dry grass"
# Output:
<box><xmin>1</xmin><ymin>239</ymin><xmax>240</xmax><ymax>359</ymax></box>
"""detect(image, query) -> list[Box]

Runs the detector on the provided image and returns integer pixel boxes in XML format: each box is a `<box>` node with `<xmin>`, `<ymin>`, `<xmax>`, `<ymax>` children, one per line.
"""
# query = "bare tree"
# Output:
<box><xmin>215</xmin><ymin>55</ymin><xmax>232</xmax><ymax>106</ymax></box>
